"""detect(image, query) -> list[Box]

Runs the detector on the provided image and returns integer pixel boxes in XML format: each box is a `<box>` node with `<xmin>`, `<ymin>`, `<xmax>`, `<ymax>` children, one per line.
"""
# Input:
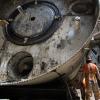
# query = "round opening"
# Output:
<box><xmin>31</xmin><ymin>17</ymin><xmax>36</xmax><ymax>21</ymax></box>
<box><xmin>72</xmin><ymin>3</ymin><xmax>88</xmax><ymax>13</ymax></box>
<box><xmin>70</xmin><ymin>2</ymin><xmax>94</xmax><ymax>15</ymax></box>
<box><xmin>8</xmin><ymin>52</ymin><xmax>33</xmax><ymax>80</ymax></box>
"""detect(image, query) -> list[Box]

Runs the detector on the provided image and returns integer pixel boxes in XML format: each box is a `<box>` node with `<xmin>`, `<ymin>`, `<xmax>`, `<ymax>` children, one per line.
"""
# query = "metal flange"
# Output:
<box><xmin>4</xmin><ymin>1</ymin><xmax>62</xmax><ymax>45</ymax></box>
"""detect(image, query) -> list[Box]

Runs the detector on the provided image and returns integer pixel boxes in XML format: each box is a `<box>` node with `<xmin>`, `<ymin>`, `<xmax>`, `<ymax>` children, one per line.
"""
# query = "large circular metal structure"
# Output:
<box><xmin>0</xmin><ymin>0</ymin><xmax>99</xmax><ymax>85</ymax></box>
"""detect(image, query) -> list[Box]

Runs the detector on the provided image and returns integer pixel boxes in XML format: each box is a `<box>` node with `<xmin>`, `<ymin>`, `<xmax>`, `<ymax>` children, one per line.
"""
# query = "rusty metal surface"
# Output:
<box><xmin>0</xmin><ymin>0</ymin><xmax>99</xmax><ymax>85</ymax></box>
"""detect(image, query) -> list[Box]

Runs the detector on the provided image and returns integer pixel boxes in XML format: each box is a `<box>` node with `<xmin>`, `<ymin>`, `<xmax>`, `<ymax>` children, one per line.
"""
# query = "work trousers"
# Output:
<box><xmin>85</xmin><ymin>80</ymin><xmax>100</xmax><ymax>100</ymax></box>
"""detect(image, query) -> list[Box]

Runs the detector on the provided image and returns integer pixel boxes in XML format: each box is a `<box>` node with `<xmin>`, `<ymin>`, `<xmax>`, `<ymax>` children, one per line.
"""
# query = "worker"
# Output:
<box><xmin>82</xmin><ymin>57</ymin><xmax>100</xmax><ymax>100</ymax></box>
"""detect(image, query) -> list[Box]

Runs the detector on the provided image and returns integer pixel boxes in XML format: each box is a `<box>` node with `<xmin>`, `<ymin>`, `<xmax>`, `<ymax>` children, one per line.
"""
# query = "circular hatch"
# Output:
<box><xmin>5</xmin><ymin>1</ymin><xmax>61</xmax><ymax>45</ymax></box>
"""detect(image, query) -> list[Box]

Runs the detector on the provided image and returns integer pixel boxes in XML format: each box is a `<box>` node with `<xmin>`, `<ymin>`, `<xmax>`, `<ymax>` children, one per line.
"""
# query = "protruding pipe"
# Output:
<box><xmin>17</xmin><ymin>5</ymin><xmax>26</xmax><ymax>16</ymax></box>
<box><xmin>8</xmin><ymin>19</ymin><xmax>13</xmax><ymax>22</ymax></box>
<box><xmin>74</xmin><ymin>16</ymin><xmax>80</xmax><ymax>33</ymax></box>
<box><xmin>0</xmin><ymin>20</ymin><xmax>9</xmax><ymax>27</ymax></box>
<box><xmin>54</xmin><ymin>15</ymin><xmax>60</xmax><ymax>19</ymax></box>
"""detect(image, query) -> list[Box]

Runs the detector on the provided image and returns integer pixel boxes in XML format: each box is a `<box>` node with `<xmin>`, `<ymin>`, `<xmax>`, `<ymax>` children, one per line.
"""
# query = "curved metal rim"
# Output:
<box><xmin>4</xmin><ymin>1</ymin><xmax>62</xmax><ymax>46</ymax></box>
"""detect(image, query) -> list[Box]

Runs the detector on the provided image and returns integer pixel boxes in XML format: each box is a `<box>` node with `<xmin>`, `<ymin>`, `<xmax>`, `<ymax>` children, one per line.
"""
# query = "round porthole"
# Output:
<box><xmin>70</xmin><ymin>1</ymin><xmax>94</xmax><ymax>15</ymax></box>
<box><xmin>7</xmin><ymin>52</ymin><xmax>33</xmax><ymax>80</ymax></box>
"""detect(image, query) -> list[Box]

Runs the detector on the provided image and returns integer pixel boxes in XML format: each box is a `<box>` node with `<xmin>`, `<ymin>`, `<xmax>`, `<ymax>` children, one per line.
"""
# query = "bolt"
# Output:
<box><xmin>91</xmin><ymin>37</ymin><xmax>94</xmax><ymax>41</ymax></box>
<box><xmin>17</xmin><ymin>5</ymin><xmax>26</xmax><ymax>16</ymax></box>
<box><xmin>54</xmin><ymin>15</ymin><xmax>60</xmax><ymax>19</ymax></box>
<box><xmin>24</xmin><ymin>37</ymin><xmax>28</xmax><ymax>43</ymax></box>
<box><xmin>8</xmin><ymin>19</ymin><xmax>13</xmax><ymax>22</ymax></box>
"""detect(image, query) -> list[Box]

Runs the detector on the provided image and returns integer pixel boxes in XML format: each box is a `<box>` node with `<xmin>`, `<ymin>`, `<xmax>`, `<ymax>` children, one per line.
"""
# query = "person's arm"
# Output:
<box><xmin>96</xmin><ymin>66</ymin><xmax>100</xmax><ymax>80</ymax></box>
